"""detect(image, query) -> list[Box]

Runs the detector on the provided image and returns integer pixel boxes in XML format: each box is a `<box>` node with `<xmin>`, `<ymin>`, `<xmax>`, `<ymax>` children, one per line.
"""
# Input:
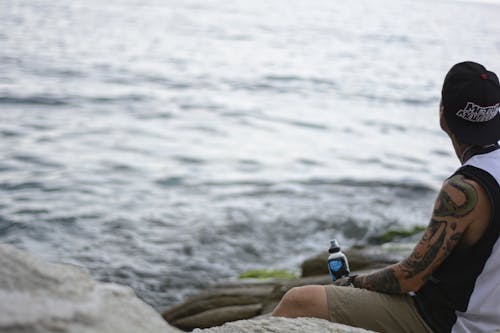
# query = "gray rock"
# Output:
<box><xmin>163</xmin><ymin>275</ymin><xmax>336</xmax><ymax>330</ymax></box>
<box><xmin>164</xmin><ymin>274</ymin><xmax>365</xmax><ymax>330</ymax></box>
<box><xmin>163</xmin><ymin>243</ymin><xmax>414</xmax><ymax>331</ymax></box>
<box><xmin>163</xmin><ymin>285</ymin><xmax>274</xmax><ymax>323</ymax></box>
<box><xmin>194</xmin><ymin>316</ymin><xmax>378</xmax><ymax>333</ymax></box>
<box><xmin>301</xmin><ymin>244</ymin><xmax>412</xmax><ymax>277</ymax></box>
<box><xmin>0</xmin><ymin>243</ymin><xmax>181</xmax><ymax>333</ymax></box>
<box><xmin>301</xmin><ymin>251</ymin><xmax>330</xmax><ymax>277</ymax></box>
<box><xmin>173</xmin><ymin>304</ymin><xmax>262</xmax><ymax>330</ymax></box>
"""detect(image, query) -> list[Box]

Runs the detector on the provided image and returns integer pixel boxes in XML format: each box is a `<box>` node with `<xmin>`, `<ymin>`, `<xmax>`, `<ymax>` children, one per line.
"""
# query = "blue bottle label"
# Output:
<box><xmin>329</xmin><ymin>259</ymin><xmax>343</xmax><ymax>272</ymax></box>
<box><xmin>328</xmin><ymin>258</ymin><xmax>348</xmax><ymax>282</ymax></box>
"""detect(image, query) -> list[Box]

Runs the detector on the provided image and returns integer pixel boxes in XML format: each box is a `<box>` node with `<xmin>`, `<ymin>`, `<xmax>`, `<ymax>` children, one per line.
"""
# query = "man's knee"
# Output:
<box><xmin>272</xmin><ymin>286</ymin><xmax>309</xmax><ymax>317</ymax></box>
<box><xmin>281</xmin><ymin>287</ymin><xmax>308</xmax><ymax>308</ymax></box>
<box><xmin>272</xmin><ymin>285</ymin><xmax>329</xmax><ymax>319</ymax></box>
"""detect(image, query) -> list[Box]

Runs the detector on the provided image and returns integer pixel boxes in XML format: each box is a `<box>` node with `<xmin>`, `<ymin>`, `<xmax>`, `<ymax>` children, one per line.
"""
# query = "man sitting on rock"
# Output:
<box><xmin>272</xmin><ymin>61</ymin><xmax>500</xmax><ymax>333</ymax></box>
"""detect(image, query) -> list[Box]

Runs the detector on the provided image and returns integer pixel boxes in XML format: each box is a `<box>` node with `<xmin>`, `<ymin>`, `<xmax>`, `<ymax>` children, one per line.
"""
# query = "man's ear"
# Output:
<box><xmin>439</xmin><ymin>101</ymin><xmax>451</xmax><ymax>134</ymax></box>
<box><xmin>440</xmin><ymin>105</ymin><xmax>462</xmax><ymax>148</ymax></box>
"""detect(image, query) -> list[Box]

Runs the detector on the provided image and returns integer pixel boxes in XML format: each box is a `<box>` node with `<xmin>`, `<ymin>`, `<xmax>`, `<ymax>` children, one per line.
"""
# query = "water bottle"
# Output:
<box><xmin>327</xmin><ymin>239</ymin><xmax>350</xmax><ymax>282</ymax></box>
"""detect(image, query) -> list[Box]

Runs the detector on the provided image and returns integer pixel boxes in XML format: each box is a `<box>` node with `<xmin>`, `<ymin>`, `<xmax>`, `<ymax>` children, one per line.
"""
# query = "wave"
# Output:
<box><xmin>226</xmin><ymin>75</ymin><xmax>337</xmax><ymax>95</ymax></box>
<box><xmin>221</xmin><ymin>76</ymin><xmax>436</xmax><ymax>107</ymax></box>
<box><xmin>352</xmin><ymin>92</ymin><xmax>438</xmax><ymax>106</ymax></box>
<box><xmin>297</xmin><ymin>177</ymin><xmax>435</xmax><ymax>193</ymax></box>
<box><xmin>0</xmin><ymin>93</ymin><xmax>147</xmax><ymax>106</ymax></box>
<box><xmin>0</xmin><ymin>96</ymin><xmax>69</xmax><ymax>106</ymax></box>
<box><xmin>154</xmin><ymin>175</ymin><xmax>435</xmax><ymax>194</ymax></box>
<box><xmin>0</xmin><ymin>181</ymin><xmax>64</xmax><ymax>192</ymax></box>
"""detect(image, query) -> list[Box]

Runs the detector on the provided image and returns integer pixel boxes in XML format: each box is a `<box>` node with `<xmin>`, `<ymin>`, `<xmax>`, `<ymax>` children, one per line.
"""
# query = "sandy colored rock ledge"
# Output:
<box><xmin>174</xmin><ymin>304</ymin><xmax>262</xmax><ymax>330</ymax></box>
<box><xmin>193</xmin><ymin>316</ymin><xmax>378</xmax><ymax>333</ymax></box>
<box><xmin>0</xmin><ymin>243</ymin><xmax>181</xmax><ymax>333</ymax></box>
<box><xmin>163</xmin><ymin>275</ymin><xmax>333</xmax><ymax>331</ymax></box>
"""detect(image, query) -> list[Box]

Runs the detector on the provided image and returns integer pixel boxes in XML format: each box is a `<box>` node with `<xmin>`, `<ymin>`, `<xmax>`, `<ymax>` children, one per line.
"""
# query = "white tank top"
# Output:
<box><xmin>452</xmin><ymin>149</ymin><xmax>500</xmax><ymax>333</ymax></box>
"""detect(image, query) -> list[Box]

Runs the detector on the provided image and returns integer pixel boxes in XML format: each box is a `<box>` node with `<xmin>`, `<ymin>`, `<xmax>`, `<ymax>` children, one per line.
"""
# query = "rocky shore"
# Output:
<box><xmin>0</xmin><ymin>243</ymin><xmax>179</xmax><ymax>333</ymax></box>
<box><xmin>163</xmin><ymin>242</ymin><xmax>413</xmax><ymax>331</ymax></box>
<box><xmin>1</xmin><ymin>242</ymin><xmax>413</xmax><ymax>333</ymax></box>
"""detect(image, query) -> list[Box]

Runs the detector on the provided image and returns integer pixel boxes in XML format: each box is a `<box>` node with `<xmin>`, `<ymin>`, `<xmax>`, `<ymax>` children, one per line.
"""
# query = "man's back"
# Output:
<box><xmin>415</xmin><ymin>147</ymin><xmax>500</xmax><ymax>333</ymax></box>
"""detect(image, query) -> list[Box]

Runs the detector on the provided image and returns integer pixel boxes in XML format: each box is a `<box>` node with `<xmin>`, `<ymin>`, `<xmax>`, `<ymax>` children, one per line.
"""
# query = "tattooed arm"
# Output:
<box><xmin>335</xmin><ymin>174</ymin><xmax>488</xmax><ymax>294</ymax></box>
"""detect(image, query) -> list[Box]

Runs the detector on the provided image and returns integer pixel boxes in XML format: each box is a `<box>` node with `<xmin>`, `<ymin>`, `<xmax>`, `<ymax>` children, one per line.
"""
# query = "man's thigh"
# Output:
<box><xmin>325</xmin><ymin>286</ymin><xmax>433</xmax><ymax>333</ymax></box>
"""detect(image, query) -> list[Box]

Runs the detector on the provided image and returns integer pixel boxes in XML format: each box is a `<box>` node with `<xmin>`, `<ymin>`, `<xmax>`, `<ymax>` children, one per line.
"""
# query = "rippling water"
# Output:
<box><xmin>1</xmin><ymin>0</ymin><xmax>500</xmax><ymax>309</ymax></box>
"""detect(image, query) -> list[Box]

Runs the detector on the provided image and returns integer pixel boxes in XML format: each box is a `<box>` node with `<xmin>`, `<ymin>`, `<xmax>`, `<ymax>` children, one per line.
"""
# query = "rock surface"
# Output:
<box><xmin>163</xmin><ymin>275</ymin><xmax>333</xmax><ymax>331</ymax></box>
<box><xmin>194</xmin><ymin>316</ymin><xmax>377</xmax><ymax>333</ymax></box>
<box><xmin>1</xmin><ymin>243</ymin><xmax>382</xmax><ymax>333</ymax></box>
<box><xmin>0</xmin><ymin>243</ymin><xmax>181</xmax><ymax>333</ymax></box>
<box><xmin>163</xmin><ymin>283</ymin><xmax>274</xmax><ymax>330</ymax></box>
<box><xmin>301</xmin><ymin>244</ymin><xmax>413</xmax><ymax>277</ymax></box>
<box><xmin>164</xmin><ymin>243</ymin><xmax>414</xmax><ymax>331</ymax></box>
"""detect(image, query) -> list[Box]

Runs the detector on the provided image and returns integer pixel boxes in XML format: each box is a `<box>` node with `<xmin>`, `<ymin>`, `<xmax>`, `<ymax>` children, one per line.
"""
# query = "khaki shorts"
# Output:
<box><xmin>325</xmin><ymin>285</ymin><xmax>434</xmax><ymax>333</ymax></box>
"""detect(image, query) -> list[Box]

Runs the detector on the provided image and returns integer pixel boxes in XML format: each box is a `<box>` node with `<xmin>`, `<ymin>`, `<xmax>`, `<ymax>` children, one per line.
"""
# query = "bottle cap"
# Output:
<box><xmin>329</xmin><ymin>239</ymin><xmax>341</xmax><ymax>253</ymax></box>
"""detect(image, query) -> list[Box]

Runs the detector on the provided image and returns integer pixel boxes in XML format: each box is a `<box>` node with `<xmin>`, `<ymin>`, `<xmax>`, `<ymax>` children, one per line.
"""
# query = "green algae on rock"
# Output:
<box><xmin>370</xmin><ymin>225</ymin><xmax>426</xmax><ymax>244</ymax></box>
<box><xmin>239</xmin><ymin>269</ymin><xmax>297</xmax><ymax>280</ymax></box>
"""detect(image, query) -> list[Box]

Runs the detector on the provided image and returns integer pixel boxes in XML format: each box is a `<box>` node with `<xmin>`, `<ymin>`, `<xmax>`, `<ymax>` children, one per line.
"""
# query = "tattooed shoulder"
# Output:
<box><xmin>433</xmin><ymin>175</ymin><xmax>478</xmax><ymax>218</ymax></box>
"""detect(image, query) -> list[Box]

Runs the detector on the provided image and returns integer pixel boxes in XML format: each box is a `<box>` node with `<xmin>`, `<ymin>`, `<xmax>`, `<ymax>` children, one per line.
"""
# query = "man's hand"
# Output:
<box><xmin>333</xmin><ymin>276</ymin><xmax>351</xmax><ymax>287</ymax></box>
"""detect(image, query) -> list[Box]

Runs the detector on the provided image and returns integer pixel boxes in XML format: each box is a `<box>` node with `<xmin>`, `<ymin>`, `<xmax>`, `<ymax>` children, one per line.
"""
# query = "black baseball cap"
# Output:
<box><xmin>442</xmin><ymin>61</ymin><xmax>500</xmax><ymax>145</ymax></box>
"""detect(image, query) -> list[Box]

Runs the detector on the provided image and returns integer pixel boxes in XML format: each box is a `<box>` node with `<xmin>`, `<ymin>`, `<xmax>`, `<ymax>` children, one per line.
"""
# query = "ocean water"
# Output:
<box><xmin>1</xmin><ymin>0</ymin><xmax>499</xmax><ymax>310</ymax></box>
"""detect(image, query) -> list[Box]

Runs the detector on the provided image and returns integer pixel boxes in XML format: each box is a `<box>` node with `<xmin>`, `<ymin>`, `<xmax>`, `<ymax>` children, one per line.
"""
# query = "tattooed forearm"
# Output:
<box><xmin>353</xmin><ymin>268</ymin><xmax>401</xmax><ymax>294</ymax></box>
<box><xmin>434</xmin><ymin>175</ymin><xmax>477</xmax><ymax>217</ymax></box>
<box><xmin>351</xmin><ymin>221</ymin><xmax>463</xmax><ymax>293</ymax></box>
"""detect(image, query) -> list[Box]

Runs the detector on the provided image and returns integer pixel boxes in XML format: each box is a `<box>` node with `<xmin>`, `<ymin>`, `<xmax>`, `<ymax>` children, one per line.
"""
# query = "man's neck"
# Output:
<box><xmin>456</xmin><ymin>142</ymin><xmax>500</xmax><ymax>164</ymax></box>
